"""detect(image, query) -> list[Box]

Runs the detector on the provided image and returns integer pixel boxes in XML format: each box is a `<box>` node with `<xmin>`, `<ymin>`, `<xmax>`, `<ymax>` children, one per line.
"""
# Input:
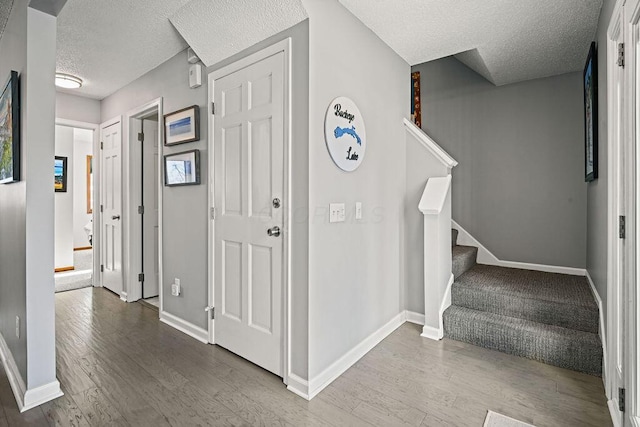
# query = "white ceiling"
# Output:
<box><xmin>51</xmin><ymin>0</ymin><xmax>604</xmax><ymax>100</ymax></box>
<box><xmin>338</xmin><ymin>0</ymin><xmax>603</xmax><ymax>86</ymax></box>
<box><xmin>56</xmin><ymin>0</ymin><xmax>193</xmax><ymax>99</ymax></box>
<box><xmin>0</xmin><ymin>0</ymin><xmax>14</xmax><ymax>44</ymax></box>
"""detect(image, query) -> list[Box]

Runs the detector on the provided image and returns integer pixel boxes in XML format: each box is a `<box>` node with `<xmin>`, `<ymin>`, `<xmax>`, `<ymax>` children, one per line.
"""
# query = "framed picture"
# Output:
<box><xmin>164</xmin><ymin>105</ymin><xmax>200</xmax><ymax>146</ymax></box>
<box><xmin>0</xmin><ymin>71</ymin><xmax>20</xmax><ymax>184</ymax></box>
<box><xmin>86</xmin><ymin>155</ymin><xmax>93</xmax><ymax>213</ymax></box>
<box><xmin>411</xmin><ymin>71</ymin><xmax>421</xmax><ymax>128</ymax></box>
<box><xmin>54</xmin><ymin>156</ymin><xmax>68</xmax><ymax>192</ymax></box>
<box><xmin>584</xmin><ymin>41</ymin><xmax>598</xmax><ymax>182</ymax></box>
<box><xmin>164</xmin><ymin>149</ymin><xmax>200</xmax><ymax>186</ymax></box>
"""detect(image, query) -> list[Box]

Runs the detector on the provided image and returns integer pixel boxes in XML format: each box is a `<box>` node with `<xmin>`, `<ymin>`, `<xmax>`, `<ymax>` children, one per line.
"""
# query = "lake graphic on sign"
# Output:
<box><xmin>169</xmin><ymin>117</ymin><xmax>192</xmax><ymax>137</ymax></box>
<box><xmin>334</xmin><ymin>126</ymin><xmax>362</xmax><ymax>145</ymax></box>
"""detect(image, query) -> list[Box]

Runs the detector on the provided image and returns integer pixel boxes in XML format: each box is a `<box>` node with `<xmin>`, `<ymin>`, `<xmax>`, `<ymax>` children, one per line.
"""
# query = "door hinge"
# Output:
<box><xmin>138</xmin><ymin>132</ymin><xmax>144</xmax><ymax>142</ymax></box>
<box><xmin>205</xmin><ymin>306</ymin><xmax>215</xmax><ymax>319</ymax></box>
<box><xmin>619</xmin><ymin>387</ymin><xmax>626</xmax><ymax>412</ymax></box>
<box><xmin>619</xmin><ymin>215</ymin><xmax>626</xmax><ymax>239</ymax></box>
<box><xmin>100</xmin><ymin>204</ymin><xmax>103</xmax><ymax>213</ymax></box>
<box><xmin>138</xmin><ymin>205</ymin><xmax>144</xmax><ymax>215</ymax></box>
<box><xmin>100</xmin><ymin>264</ymin><xmax>104</xmax><ymax>273</ymax></box>
<box><xmin>138</xmin><ymin>273</ymin><xmax>144</xmax><ymax>282</ymax></box>
<box><xmin>100</xmin><ymin>141</ymin><xmax>104</xmax><ymax>150</ymax></box>
<box><xmin>211</xmin><ymin>102</ymin><xmax>215</xmax><ymax>115</ymax></box>
<box><xmin>210</xmin><ymin>207</ymin><xmax>216</xmax><ymax>220</ymax></box>
<box><xmin>618</xmin><ymin>43</ymin><xmax>625</xmax><ymax>68</ymax></box>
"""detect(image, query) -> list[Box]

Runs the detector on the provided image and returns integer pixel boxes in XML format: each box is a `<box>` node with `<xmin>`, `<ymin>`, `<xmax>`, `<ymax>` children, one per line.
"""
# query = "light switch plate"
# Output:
<box><xmin>330</xmin><ymin>203</ymin><xmax>346</xmax><ymax>223</ymax></box>
<box><xmin>355</xmin><ymin>202</ymin><xmax>362</xmax><ymax>220</ymax></box>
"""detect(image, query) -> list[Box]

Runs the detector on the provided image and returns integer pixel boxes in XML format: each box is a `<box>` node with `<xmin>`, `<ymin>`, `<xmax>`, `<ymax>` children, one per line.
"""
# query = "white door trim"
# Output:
<box><xmin>208</xmin><ymin>37</ymin><xmax>292</xmax><ymax>384</ymax></box>
<box><xmin>55</xmin><ymin>118</ymin><xmax>100</xmax><ymax>286</ymax></box>
<box><xmin>99</xmin><ymin>116</ymin><xmax>123</xmax><ymax>295</ymax></box>
<box><xmin>123</xmin><ymin>98</ymin><xmax>164</xmax><ymax>304</ymax></box>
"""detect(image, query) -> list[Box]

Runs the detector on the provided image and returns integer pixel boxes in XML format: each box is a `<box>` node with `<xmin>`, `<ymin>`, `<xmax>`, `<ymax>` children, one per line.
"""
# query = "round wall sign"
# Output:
<box><xmin>324</xmin><ymin>96</ymin><xmax>366</xmax><ymax>172</ymax></box>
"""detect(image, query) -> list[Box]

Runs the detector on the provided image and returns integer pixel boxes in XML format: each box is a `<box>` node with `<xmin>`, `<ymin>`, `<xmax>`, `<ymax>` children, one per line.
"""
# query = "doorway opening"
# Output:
<box><xmin>54</xmin><ymin>120</ymin><xmax>98</xmax><ymax>293</ymax></box>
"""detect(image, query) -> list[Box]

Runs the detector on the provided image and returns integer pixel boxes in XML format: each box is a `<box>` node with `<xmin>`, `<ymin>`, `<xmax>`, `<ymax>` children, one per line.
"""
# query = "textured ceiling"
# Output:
<box><xmin>338</xmin><ymin>0</ymin><xmax>603</xmax><ymax>85</ymax></box>
<box><xmin>169</xmin><ymin>0</ymin><xmax>307</xmax><ymax>68</ymax></box>
<box><xmin>56</xmin><ymin>0</ymin><xmax>193</xmax><ymax>99</ymax></box>
<box><xmin>0</xmin><ymin>0</ymin><xmax>13</xmax><ymax>43</ymax></box>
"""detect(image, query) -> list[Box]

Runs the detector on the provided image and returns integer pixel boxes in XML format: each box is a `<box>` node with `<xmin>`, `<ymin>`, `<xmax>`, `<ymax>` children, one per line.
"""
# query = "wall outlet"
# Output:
<box><xmin>172</xmin><ymin>278</ymin><xmax>181</xmax><ymax>296</ymax></box>
<box><xmin>329</xmin><ymin>203</ymin><xmax>346</xmax><ymax>223</ymax></box>
<box><xmin>355</xmin><ymin>202</ymin><xmax>362</xmax><ymax>220</ymax></box>
<box><xmin>15</xmin><ymin>316</ymin><xmax>19</xmax><ymax>338</ymax></box>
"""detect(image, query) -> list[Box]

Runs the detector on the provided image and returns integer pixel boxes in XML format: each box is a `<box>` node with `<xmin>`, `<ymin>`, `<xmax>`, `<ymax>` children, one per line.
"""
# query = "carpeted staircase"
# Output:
<box><xmin>443</xmin><ymin>229</ymin><xmax>603</xmax><ymax>376</ymax></box>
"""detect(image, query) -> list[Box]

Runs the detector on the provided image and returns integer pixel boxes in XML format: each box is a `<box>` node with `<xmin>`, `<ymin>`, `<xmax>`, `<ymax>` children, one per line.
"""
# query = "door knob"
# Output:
<box><xmin>267</xmin><ymin>226</ymin><xmax>281</xmax><ymax>237</ymax></box>
<box><xmin>112</xmin><ymin>215</ymin><xmax>121</xmax><ymax>220</ymax></box>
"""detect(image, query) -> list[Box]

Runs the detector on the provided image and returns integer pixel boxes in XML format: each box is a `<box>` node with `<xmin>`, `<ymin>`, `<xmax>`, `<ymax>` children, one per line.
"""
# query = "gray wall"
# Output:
<box><xmin>101</xmin><ymin>21</ymin><xmax>311</xmax><ymax>379</ymax></box>
<box><xmin>587</xmin><ymin>0</ymin><xmax>616</xmax><ymax>327</ymax></box>
<box><xmin>413</xmin><ymin>58</ymin><xmax>587</xmax><ymax>268</ymax></box>
<box><xmin>304</xmin><ymin>0</ymin><xmax>409</xmax><ymax>378</ymax></box>
<box><xmin>102</xmin><ymin>49</ymin><xmax>208</xmax><ymax>330</ymax></box>
<box><xmin>56</xmin><ymin>92</ymin><xmax>101</xmax><ymax>124</ymax></box>
<box><xmin>0</xmin><ymin>1</ymin><xmax>58</xmax><ymax>389</ymax></box>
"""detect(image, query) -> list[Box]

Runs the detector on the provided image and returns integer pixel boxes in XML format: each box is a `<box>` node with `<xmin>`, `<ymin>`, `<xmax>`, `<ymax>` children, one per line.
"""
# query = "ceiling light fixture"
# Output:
<box><xmin>55</xmin><ymin>73</ymin><xmax>83</xmax><ymax>89</ymax></box>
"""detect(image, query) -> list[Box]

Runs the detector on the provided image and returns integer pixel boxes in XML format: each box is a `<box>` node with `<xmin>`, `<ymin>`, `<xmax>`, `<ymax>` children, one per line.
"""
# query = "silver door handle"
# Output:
<box><xmin>112</xmin><ymin>215</ymin><xmax>121</xmax><ymax>220</ymax></box>
<box><xmin>267</xmin><ymin>226</ymin><xmax>280</xmax><ymax>237</ymax></box>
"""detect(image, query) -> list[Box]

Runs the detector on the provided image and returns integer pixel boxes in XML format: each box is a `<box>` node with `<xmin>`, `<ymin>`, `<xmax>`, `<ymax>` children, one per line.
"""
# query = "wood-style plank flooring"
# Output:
<box><xmin>0</xmin><ymin>287</ymin><xmax>612</xmax><ymax>426</ymax></box>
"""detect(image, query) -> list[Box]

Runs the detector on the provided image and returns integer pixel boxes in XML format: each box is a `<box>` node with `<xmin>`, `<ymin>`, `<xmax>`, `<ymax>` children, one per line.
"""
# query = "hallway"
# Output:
<box><xmin>0</xmin><ymin>287</ymin><xmax>612</xmax><ymax>426</ymax></box>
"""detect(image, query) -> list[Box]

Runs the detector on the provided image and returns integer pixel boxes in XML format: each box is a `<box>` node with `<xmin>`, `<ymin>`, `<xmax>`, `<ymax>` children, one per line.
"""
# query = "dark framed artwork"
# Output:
<box><xmin>0</xmin><ymin>71</ymin><xmax>20</xmax><ymax>184</ymax></box>
<box><xmin>54</xmin><ymin>156</ymin><xmax>68</xmax><ymax>192</ymax></box>
<box><xmin>164</xmin><ymin>105</ymin><xmax>200</xmax><ymax>146</ymax></box>
<box><xmin>164</xmin><ymin>149</ymin><xmax>200</xmax><ymax>186</ymax></box>
<box><xmin>584</xmin><ymin>42</ymin><xmax>598</xmax><ymax>182</ymax></box>
<box><xmin>411</xmin><ymin>71</ymin><xmax>422</xmax><ymax>128</ymax></box>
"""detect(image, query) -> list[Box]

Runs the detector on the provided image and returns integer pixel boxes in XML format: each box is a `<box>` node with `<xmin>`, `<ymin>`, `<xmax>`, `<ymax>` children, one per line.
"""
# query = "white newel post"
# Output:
<box><xmin>419</xmin><ymin>175</ymin><xmax>453</xmax><ymax>340</ymax></box>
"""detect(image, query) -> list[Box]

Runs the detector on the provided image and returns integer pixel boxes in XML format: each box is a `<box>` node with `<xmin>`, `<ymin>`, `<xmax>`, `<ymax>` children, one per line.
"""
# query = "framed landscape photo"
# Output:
<box><xmin>54</xmin><ymin>156</ymin><xmax>68</xmax><ymax>192</ymax></box>
<box><xmin>164</xmin><ymin>149</ymin><xmax>200</xmax><ymax>186</ymax></box>
<box><xmin>164</xmin><ymin>105</ymin><xmax>200</xmax><ymax>146</ymax></box>
<box><xmin>583</xmin><ymin>42</ymin><xmax>598</xmax><ymax>182</ymax></box>
<box><xmin>0</xmin><ymin>71</ymin><xmax>20</xmax><ymax>184</ymax></box>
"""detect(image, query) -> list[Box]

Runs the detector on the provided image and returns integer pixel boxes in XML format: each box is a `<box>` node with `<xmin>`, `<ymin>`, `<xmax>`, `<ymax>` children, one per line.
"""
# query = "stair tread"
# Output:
<box><xmin>444</xmin><ymin>305</ymin><xmax>602</xmax><ymax>375</ymax></box>
<box><xmin>455</xmin><ymin>264</ymin><xmax>597</xmax><ymax>310</ymax></box>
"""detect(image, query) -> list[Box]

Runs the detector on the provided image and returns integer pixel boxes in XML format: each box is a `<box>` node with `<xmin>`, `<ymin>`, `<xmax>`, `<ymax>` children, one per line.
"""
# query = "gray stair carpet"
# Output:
<box><xmin>447</xmin><ymin>229</ymin><xmax>602</xmax><ymax>376</ymax></box>
<box><xmin>452</xmin><ymin>265</ymin><xmax>599</xmax><ymax>334</ymax></box>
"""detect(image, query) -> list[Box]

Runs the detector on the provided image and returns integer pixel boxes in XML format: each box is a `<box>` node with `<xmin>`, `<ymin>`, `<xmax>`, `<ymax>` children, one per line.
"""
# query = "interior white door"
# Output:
<box><xmin>142</xmin><ymin>118</ymin><xmax>159</xmax><ymax>298</ymax></box>
<box><xmin>213</xmin><ymin>50</ymin><xmax>285</xmax><ymax>376</ymax></box>
<box><xmin>100</xmin><ymin>120</ymin><xmax>123</xmax><ymax>296</ymax></box>
<box><xmin>608</xmin><ymin>6</ymin><xmax>626</xmax><ymax>423</ymax></box>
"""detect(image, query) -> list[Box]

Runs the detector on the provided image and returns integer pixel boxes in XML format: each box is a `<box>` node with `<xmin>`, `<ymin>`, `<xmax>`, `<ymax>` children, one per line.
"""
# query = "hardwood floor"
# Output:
<box><xmin>0</xmin><ymin>287</ymin><xmax>612</xmax><ymax>426</ymax></box>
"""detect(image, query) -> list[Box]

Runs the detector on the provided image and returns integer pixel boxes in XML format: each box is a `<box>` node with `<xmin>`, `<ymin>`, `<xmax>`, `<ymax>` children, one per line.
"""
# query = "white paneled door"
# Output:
<box><xmin>100</xmin><ymin>120</ymin><xmax>123</xmax><ymax>296</ymax></box>
<box><xmin>213</xmin><ymin>50</ymin><xmax>285</xmax><ymax>376</ymax></box>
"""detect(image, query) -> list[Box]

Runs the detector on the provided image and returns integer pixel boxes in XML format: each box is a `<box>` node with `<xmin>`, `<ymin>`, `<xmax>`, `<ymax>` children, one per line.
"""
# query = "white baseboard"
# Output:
<box><xmin>160</xmin><ymin>311</ymin><xmax>209</xmax><ymax>344</ymax></box>
<box><xmin>608</xmin><ymin>399</ymin><xmax>622</xmax><ymax>427</ymax></box>
<box><xmin>586</xmin><ymin>270</ymin><xmax>607</xmax><ymax>388</ymax></box>
<box><xmin>452</xmin><ymin>220</ymin><xmax>586</xmax><ymax>276</ymax></box>
<box><xmin>120</xmin><ymin>292</ymin><xmax>128</xmax><ymax>302</ymax></box>
<box><xmin>307</xmin><ymin>311</ymin><xmax>405</xmax><ymax>400</ymax></box>
<box><xmin>420</xmin><ymin>325</ymin><xmax>443</xmax><ymax>340</ymax></box>
<box><xmin>286</xmin><ymin>373</ymin><xmax>309</xmax><ymax>400</ymax></box>
<box><xmin>0</xmin><ymin>333</ymin><xmax>63</xmax><ymax>412</ymax></box>
<box><xmin>405</xmin><ymin>311</ymin><xmax>425</xmax><ymax>325</ymax></box>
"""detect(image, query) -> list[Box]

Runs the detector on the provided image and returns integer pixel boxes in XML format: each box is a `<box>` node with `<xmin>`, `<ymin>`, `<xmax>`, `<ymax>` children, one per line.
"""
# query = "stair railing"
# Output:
<box><xmin>419</xmin><ymin>176</ymin><xmax>454</xmax><ymax>340</ymax></box>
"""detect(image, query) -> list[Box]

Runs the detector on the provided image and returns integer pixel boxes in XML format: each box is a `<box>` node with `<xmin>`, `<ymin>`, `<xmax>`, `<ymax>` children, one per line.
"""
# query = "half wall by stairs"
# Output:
<box><xmin>444</xmin><ymin>229</ymin><xmax>603</xmax><ymax>376</ymax></box>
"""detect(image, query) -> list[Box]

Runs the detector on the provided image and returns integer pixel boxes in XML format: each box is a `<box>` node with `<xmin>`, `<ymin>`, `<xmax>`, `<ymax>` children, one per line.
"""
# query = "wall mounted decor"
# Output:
<box><xmin>411</xmin><ymin>71</ymin><xmax>422</xmax><ymax>128</ymax></box>
<box><xmin>583</xmin><ymin>42</ymin><xmax>598</xmax><ymax>182</ymax></box>
<box><xmin>324</xmin><ymin>97</ymin><xmax>366</xmax><ymax>172</ymax></box>
<box><xmin>54</xmin><ymin>156</ymin><xmax>68</xmax><ymax>192</ymax></box>
<box><xmin>164</xmin><ymin>105</ymin><xmax>200</xmax><ymax>146</ymax></box>
<box><xmin>86</xmin><ymin>155</ymin><xmax>93</xmax><ymax>213</ymax></box>
<box><xmin>164</xmin><ymin>149</ymin><xmax>200</xmax><ymax>186</ymax></box>
<box><xmin>0</xmin><ymin>71</ymin><xmax>20</xmax><ymax>184</ymax></box>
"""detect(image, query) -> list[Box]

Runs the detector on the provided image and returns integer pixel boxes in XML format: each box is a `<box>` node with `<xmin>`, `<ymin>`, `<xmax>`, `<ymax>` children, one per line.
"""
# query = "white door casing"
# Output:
<box><xmin>100</xmin><ymin>119</ymin><xmax>123</xmax><ymax>296</ymax></box>
<box><xmin>142</xmin><ymin>118</ymin><xmax>160</xmax><ymax>299</ymax></box>
<box><xmin>211</xmin><ymin>47</ymin><xmax>286</xmax><ymax>377</ymax></box>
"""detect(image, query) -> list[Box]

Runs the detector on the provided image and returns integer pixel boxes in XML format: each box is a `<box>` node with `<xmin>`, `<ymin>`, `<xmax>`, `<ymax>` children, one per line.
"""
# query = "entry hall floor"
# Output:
<box><xmin>0</xmin><ymin>287</ymin><xmax>612</xmax><ymax>426</ymax></box>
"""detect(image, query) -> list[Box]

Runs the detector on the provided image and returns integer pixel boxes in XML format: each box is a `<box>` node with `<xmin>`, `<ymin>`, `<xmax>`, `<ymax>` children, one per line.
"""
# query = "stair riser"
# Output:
<box><xmin>444</xmin><ymin>309</ymin><xmax>602</xmax><ymax>376</ymax></box>
<box><xmin>452</xmin><ymin>287</ymin><xmax>599</xmax><ymax>334</ymax></box>
<box><xmin>451</xmin><ymin>229</ymin><xmax>458</xmax><ymax>247</ymax></box>
<box><xmin>453</xmin><ymin>246</ymin><xmax>477</xmax><ymax>279</ymax></box>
